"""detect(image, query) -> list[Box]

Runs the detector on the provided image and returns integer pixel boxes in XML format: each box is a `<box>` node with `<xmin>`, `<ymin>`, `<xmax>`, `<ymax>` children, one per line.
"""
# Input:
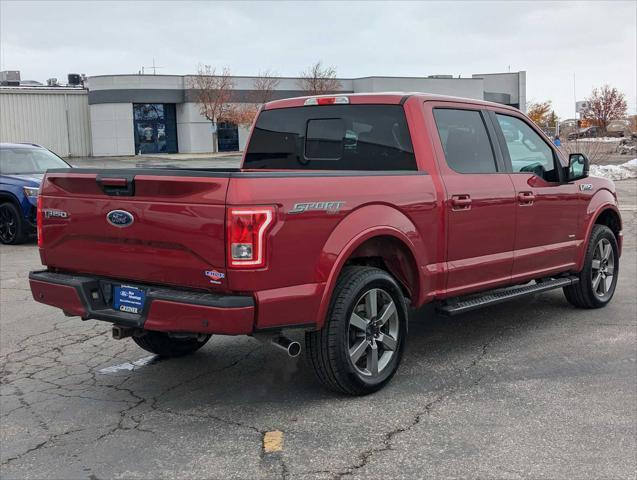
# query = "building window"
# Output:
<box><xmin>217</xmin><ymin>122</ymin><xmax>239</xmax><ymax>152</ymax></box>
<box><xmin>133</xmin><ymin>103</ymin><xmax>177</xmax><ymax>154</ymax></box>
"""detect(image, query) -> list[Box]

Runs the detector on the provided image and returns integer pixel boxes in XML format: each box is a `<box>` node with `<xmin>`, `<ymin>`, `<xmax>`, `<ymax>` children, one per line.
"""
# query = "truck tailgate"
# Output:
<box><xmin>39</xmin><ymin>170</ymin><xmax>230</xmax><ymax>290</ymax></box>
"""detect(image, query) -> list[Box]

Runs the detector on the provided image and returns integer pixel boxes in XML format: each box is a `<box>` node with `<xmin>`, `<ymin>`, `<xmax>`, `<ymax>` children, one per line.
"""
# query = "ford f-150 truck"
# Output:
<box><xmin>29</xmin><ymin>93</ymin><xmax>622</xmax><ymax>395</ymax></box>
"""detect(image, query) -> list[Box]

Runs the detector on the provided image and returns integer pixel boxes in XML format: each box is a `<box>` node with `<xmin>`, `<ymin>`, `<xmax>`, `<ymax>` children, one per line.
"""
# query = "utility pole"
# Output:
<box><xmin>573</xmin><ymin>73</ymin><xmax>577</xmax><ymax>119</ymax></box>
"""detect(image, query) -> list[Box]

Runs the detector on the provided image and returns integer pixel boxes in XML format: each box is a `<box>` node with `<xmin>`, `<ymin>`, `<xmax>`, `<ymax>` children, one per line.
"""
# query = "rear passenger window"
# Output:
<box><xmin>433</xmin><ymin>109</ymin><xmax>497</xmax><ymax>174</ymax></box>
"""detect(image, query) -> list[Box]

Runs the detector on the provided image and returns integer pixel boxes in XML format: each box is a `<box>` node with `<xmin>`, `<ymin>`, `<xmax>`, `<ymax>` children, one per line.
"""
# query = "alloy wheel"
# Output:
<box><xmin>591</xmin><ymin>238</ymin><xmax>615</xmax><ymax>299</ymax></box>
<box><xmin>348</xmin><ymin>288</ymin><xmax>400</xmax><ymax>378</ymax></box>
<box><xmin>0</xmin><ymin>206</ymin><xmax>17</xmax><ymax>243</ymax></box>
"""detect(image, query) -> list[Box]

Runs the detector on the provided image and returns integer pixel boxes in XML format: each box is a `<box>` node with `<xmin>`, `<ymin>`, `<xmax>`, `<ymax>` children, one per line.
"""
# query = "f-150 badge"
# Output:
<box><xmin>289</xmin><ymin>201</ymin><xmax>345</xmax><ymax>214</ymax></box>
<box><xmin>43</xmin><ymin>209</ymin><xmax>69</xmax><ymax>219</ymax></box>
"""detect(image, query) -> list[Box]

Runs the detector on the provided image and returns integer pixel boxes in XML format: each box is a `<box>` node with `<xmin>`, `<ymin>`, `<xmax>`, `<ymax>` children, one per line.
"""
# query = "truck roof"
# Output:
<box><xmin>264</xmin><ymin>92</ymin><xmax>520</xmax><ymax>112</ymax></box>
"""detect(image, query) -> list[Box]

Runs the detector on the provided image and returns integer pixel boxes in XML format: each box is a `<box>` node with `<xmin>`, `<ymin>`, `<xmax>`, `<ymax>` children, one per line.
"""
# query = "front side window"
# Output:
<box><xmin>496</xmin><ymin>114</ymin><xmax>559</xmax><ymax>182</ymax></box>
<box><xmin>244</xmin><ymin>105</ymin><xmax>416</xmax><ymax>170</ymax></box>
<box><xmin>433</xmin><ymin>109</ymin><xmax>497</xmax><ymax>174</ymax></box>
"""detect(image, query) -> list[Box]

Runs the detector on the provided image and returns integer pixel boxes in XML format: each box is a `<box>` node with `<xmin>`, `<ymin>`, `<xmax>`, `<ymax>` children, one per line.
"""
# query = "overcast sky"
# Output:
<box><xmin>1</xmin><ymin>0</ymin><xmax>635</xmax><ymax>118</ymax></box>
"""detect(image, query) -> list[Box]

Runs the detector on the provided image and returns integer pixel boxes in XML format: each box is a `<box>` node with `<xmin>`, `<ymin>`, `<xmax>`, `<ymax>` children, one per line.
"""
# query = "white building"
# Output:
<box><xmin>0</xmin><ymin>71</ymin><xmax>526</xmax><ymax>157</ymax></box>
<box><xmin>0</xmin><ymin>86</ymin><xmax>91</xmax><ymax>157</ymax></box>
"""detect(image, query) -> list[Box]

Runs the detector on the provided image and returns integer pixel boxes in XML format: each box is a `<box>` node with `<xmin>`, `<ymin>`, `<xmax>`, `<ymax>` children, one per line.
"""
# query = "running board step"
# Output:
<box><xmin>437</xmin><ymin>276</ymin><xmax>579</xmax><ymax>316</ymax></box>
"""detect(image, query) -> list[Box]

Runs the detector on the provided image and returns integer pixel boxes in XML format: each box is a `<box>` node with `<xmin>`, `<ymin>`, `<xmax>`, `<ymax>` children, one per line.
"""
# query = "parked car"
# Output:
<box><xmin>567</xmin><ymin>126</ymin><xmax>602</xmax><ymax>140</ymax></box>
<box><xmin>606</xmin><ymin>119</ymin><xmax>633</xmax><ymax>138</ymax></box>
<box><xmin>559</xmin><ymin>119</ymin><xmax>579</xmax><ymax>138</ymax></box>
<box><xmin>28</xmin><ymin>93</ymin><xmax>622</xmax><ymax>395</ymax></box>
<box><xmin>0</xmin><ymin>143</ymin><xmax>71</xmax><ymax>244</ymax></box>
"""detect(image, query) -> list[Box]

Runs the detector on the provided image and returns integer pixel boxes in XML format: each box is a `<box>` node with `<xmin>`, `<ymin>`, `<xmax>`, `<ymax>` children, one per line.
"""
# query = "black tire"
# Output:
<box><xmin>0</xmin><ymin>202</ymin><xmax>28</xmax><ymax>245</ymax></box>
<box><xmin>564</xmin><ymin>225</ymin><xmax>619</xmax><ymax>308</ymax></box>
<box><xmin>305</xmin><ymin>266</ymin><xmax>408</xmax><ymax>395</ymax></box>
<box><xmin>132</xmin><ymin>331</ymin><xmax>211</xmax><ymax>358</ymax></box>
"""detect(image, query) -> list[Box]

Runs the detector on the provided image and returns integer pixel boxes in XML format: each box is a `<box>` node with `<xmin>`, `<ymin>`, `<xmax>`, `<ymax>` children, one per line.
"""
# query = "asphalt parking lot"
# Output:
<box><xmin>1</xmin><ymin>176</ymin><xmax>635</xmax><ymax>479</ymax></box>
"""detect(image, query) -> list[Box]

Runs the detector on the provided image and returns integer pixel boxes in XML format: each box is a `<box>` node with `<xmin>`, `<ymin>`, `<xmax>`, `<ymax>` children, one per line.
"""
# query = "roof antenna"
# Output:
<box><xmin>142</xmin><ymin>58</ymin><xmax>163</xmax><ymax>75</ymax></box>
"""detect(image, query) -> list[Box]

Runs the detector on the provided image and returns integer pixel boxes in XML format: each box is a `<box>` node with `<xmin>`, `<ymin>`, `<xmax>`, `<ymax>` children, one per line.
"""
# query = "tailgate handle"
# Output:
<box><xmin>96</xmin><ymin>175</ymin><xmax>135</xmax><ymax>196</ymax></box>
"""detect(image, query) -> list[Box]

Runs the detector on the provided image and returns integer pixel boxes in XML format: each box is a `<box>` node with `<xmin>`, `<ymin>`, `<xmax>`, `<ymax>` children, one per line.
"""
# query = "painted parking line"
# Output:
<box><xmin>97</xmin><ymin>355</ymin><xmax>158</xmax><ymax>374</ymax></box>
<box><xmin>263</xmin><ymin>430</ymin><xmax>284</xmax><ymax>453</ymax></box>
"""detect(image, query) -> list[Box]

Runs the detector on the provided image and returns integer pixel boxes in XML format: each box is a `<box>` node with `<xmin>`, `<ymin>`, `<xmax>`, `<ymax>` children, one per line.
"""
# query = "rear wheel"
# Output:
<box><xmin>564</xmin><ymin>225</ymin><xmax>619</xmax><ymax>308</ymax></box>
<box><xmin>133</xmin><ymin>331</ymin><xmax>211</xmax><ymax>357</ymax></box>
<box><xmin>0</xmin><ymin>202</ymin><xmax>28</xmax><ymax>245</ymax></box>
<box><xmin>305</xmin><ymin>266</ymin><xmax>408</xmax><ymax>395</ymax></box>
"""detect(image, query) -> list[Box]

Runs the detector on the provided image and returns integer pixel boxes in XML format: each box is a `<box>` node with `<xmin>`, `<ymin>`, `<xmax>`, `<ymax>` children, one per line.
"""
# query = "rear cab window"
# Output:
<box><xmin>244</xmin><ymin>105</ymin><xmax>417</xmax><ymax>170</ymax></box>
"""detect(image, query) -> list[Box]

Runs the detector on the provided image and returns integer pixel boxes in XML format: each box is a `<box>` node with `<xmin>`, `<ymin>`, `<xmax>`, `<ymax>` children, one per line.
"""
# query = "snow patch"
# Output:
<box><xmin>590</xmin><ymin>158</ymin><xmax>637</xmax><ymax>181</ymax></box>
<box><xmin>572</xmin><ymin>137</ymin><xmax>623</xmax><ymax>143</ymax></box>
<box><xmin>97</xmin><ymin>355</ymin><xmax>158</xmax><ymax>374</ymax></box>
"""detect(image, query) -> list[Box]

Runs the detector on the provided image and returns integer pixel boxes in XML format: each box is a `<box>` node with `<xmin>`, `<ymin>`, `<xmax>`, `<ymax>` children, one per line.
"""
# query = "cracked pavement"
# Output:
<box><xmin>1</xmin><ymin>181</ymin><xmax>635</xmax><ymax>479</ymax></box>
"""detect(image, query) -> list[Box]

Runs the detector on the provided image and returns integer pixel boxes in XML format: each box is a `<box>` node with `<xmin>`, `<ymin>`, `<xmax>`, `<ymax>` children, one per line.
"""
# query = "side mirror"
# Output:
<box><xmin>566</xmin><ymin>153</ymin><xmax>589</xmax><ymax>182</ymax></box>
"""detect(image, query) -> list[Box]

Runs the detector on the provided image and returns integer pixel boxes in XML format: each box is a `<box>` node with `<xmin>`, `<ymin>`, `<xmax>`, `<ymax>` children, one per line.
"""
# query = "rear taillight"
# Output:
<box><xmin>36</xmin><ymin>196</ymin><xmax>43</xmax><ymax>248</ymax></box>
<box><xmin>227</xmin><ymin>207</ymin><xmax>275</xmax><ymax>268</ymax></box>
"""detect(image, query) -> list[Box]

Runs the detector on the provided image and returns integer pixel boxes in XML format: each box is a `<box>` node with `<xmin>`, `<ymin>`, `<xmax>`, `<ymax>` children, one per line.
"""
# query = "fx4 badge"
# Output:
<box><xmin>205</xmin><ymin>269</ymin><xmax>225</xmax><ymax>284</ymax></box>
<box><xmin>579</xmin><ymin>184</ymin><xmax>593</xmax><ymax>191</ymax></box>
<box><xmin>289</xmin><ymin>201</ymin><xmax>345</xmax><ymax>214</ymax></box>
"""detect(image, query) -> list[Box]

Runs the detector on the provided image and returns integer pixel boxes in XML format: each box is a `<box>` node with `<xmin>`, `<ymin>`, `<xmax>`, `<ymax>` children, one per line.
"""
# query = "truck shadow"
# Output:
<box><xmin>114</xmin><ymin>289</ymin><xmax>588</xmax><ymax>414</ymax></box>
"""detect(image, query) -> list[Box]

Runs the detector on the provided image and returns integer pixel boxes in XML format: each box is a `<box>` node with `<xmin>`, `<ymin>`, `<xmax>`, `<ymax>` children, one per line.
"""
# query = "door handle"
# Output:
<box><xmin>518</xmin><ymin>191</ymin><xmax>535</xmax><ymax>205</ymax></box>
<box><xmin>451</xmin><ymin>194</ymin><xmax>472</xmax><ymax>210</ymax></box>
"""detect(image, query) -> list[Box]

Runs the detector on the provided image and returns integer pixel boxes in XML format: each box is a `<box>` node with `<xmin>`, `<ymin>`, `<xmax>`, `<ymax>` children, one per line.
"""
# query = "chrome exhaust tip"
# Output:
<box><xmin>270</xmin><ymin>335</ymin><xmax>302</xmax><ymax>358</ymax></box>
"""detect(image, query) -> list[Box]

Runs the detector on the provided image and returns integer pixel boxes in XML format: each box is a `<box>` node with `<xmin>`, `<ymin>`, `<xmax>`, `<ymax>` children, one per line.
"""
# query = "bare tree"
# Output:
<box><xmin>251</xmin><ymin>70</ymin><xmax>280</xmax><ymax>104</ymax></box>
<box><xmin>297</xmin><ymin>61</ymin><xmax>341</xmax><ymax>95</ymax></box>
<box><xmin>227</xmin><ymin>71</ymin><xmax>281</xmax><ymax>128</ymax></box>
<box><xmin>561</xmin><ymin>138</ymin><xmax>610</xmax><ymax>165</ymax></box>
<box><xmin>188</xmin><ymin>65</ymin><xmax>235</xmax><ymax>152</ymax></box>
<box><xmin>583</xmin><ymin>85</ymin><xmax>628</xmax><ymax>133</ymax></box>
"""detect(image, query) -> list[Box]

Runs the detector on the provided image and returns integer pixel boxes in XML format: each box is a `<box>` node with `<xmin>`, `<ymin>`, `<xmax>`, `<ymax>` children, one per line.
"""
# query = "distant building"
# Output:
<box><xmin>0</xmin><ymin>70</ymin><xmax>526</xmax><ymax>157</ymax></box>
<box><xmin>0</xmin><ymin>85</ymin><xmax>90</xmax><ymax>157</ymax></box>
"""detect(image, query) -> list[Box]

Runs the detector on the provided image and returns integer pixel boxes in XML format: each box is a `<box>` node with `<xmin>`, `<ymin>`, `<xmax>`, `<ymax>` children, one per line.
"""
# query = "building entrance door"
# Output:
<box><xmin>133</xmin><ymin>103</ymin><xmax>178</xmax><ymax>154</ymax></box>
<box><xmin>217</xmin><ymin>122</ymin><xmax>239</xmax><ymax>151</ymax></box>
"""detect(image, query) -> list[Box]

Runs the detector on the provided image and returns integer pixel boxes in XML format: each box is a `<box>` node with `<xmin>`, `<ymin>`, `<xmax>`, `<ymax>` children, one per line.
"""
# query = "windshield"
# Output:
<box><xmin>0</xmin><ymin>147</ymin><xmax>69</xmax><ymax>175</ymax></box>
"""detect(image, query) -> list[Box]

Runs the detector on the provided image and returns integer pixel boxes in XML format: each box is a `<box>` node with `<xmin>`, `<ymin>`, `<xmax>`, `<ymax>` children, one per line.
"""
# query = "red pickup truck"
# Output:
<box><xmin>29</xmin><ymin>93</ymin><xmax>622</xmax><ymax>395</ymax></box>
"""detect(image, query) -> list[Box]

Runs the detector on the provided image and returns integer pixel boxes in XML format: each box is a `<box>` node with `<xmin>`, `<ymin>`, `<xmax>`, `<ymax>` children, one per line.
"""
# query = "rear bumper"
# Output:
<box><xmin>29</xmin><ymin>270</ymin><xmax>255</xmax><ymax>335</ymax></box>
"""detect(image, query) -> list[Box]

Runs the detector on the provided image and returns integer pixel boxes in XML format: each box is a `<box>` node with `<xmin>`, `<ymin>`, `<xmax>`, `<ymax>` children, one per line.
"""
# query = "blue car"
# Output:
<box><xmin>0</xmin><ymin>143</ymin><xmax>71</xmax><ymax>244</ymax></box>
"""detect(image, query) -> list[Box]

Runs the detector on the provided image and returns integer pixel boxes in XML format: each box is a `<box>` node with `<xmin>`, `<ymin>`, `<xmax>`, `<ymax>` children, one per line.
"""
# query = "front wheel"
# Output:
<box><xmin>564</xmin><ymin>225</ymin><xmax>619</xmax><ymax>308</ymax></box>
<box><xmin>306</xmin><ymin>266</ymin><xmax>408</xmax><ymax>395</ymax></box>
<box><xmin>133</xmin><ymin>331</ymin><xmax>211</xmax><ymax>357</ymax></box>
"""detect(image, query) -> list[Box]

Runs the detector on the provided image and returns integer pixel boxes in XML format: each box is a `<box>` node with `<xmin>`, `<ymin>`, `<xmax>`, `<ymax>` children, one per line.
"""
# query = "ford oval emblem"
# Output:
<box><xmin>106</xmin><ymin>210</ymin><xmax>134</xmax><ymax>228</ymax></box>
